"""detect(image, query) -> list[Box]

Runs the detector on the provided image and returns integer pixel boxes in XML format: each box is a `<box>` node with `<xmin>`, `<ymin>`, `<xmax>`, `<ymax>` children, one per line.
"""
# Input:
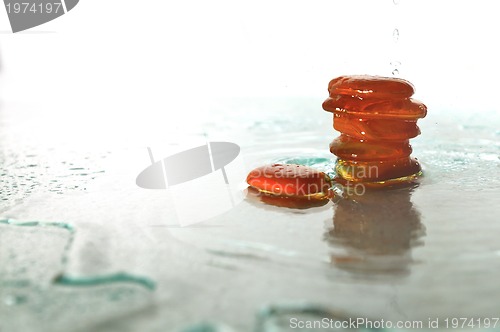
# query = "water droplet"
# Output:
<box><xmin>3</xmin><ymin>294</ymin><xmax>27</xmax><ymax>306</ymax></box>
<box><xmin>393</xmin><ymin>28</ymin><xmax>399</xmax><ymax>42</ymax></box>
<box><xmin>392</xmin><ymin>68</ymin><xmax>400</xmax><ymax>76</ymax></box>
<box><xmin>393</xmin><ymin>0</ymin><xmax>400</xmax><ymax>4</ymax></box>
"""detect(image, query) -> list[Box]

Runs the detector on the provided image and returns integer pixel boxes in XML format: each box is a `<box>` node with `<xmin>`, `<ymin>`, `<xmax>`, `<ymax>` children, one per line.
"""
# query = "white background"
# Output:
<box><xmin>0</xmin><ymin>0</ymin><xmax>499</xmax><ymax>145</ymax></box>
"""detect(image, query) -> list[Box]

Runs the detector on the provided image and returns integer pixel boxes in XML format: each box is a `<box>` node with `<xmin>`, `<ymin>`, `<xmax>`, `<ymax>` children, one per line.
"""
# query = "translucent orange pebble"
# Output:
<box><xmin>323</xmin><ymin>95</ymin><xmax>427</xmax><ymax>119</ymax></box>
<box><xmin>323</xmin><ymin>75</ymin><xmax>427</xmax><ymax>185</ymax></box>
<box><xmin>330</xmin><ymin>134</ymin><xmax>412</xmax><ymax>161</ymax></box>
<box><xmin>333</xmin><ymin>113</ymin><xmax>420</xmax><ymax>141</ymax></box>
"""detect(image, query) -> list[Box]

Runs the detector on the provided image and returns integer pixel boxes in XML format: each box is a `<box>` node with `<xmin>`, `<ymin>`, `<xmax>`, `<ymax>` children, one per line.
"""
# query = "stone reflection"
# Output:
<box><xmin>247</xmin><ymin>187</ymin><xmax>329</xmax><ymax>209</ymax></box>
<box><xmin>325</xmin><ymin>185</ymin><xmax>425</xmax><ymax>277</ymax></box>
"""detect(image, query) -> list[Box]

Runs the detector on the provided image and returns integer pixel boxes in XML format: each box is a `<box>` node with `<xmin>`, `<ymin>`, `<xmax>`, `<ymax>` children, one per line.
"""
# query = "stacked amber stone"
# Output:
<box><xmin>322</xmin><ymin>75</ymin><xmax>427</xmax><ymax>186</ymax></box>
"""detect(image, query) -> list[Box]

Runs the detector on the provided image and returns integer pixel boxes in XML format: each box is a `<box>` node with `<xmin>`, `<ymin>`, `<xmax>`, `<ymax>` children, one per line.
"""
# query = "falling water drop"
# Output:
<box><xmin>393</xmin><ymin>28</ymin><xmax>400</xmax><ymax>42</ymax></box>
<box><xmin>391</xmin><ymin>0</ymin><xmax>401</xmax><ymax>76</ymax></box>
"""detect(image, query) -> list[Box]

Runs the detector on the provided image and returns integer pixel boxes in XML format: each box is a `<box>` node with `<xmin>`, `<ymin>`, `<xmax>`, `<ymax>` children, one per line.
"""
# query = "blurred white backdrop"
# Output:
<box><xmin>0</xmin><ymin>0</ymin><xmax>499</xmax><ymax>147</ymax></box>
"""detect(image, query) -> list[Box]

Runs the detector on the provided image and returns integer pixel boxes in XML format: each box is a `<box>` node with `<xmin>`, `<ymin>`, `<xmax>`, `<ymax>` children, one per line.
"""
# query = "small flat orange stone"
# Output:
<box><xmin>246</xmin><ymin>164</ymin><xmax>331</xmax><ymax>198</ymax></box>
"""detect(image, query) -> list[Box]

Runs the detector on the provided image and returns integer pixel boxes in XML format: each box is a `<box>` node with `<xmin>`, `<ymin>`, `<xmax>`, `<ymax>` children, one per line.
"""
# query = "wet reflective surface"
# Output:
<box><xmin>1</xmin><ymin>97</ymin><xmax>500</xmax><ymax>331</ymax></box>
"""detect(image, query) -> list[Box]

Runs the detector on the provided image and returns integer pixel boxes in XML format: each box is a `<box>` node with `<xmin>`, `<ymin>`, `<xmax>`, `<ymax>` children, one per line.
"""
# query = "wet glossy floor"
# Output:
<box><xmin>1</xmin><ymin>97</ymin><xmax>499</xmax><ymax>331</ymax></box>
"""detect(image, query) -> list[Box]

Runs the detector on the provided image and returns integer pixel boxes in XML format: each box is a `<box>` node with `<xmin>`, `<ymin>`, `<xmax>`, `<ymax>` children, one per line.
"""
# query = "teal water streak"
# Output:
<box><xmin>0</xmin><ymin>218</ymin><xmax>75</xmax><ymax>232</ymax></box>
<box><xmin>179</xmin><ymin>322</ymin><xmax>235</xmax><ymax>332</ymax></box>
<box><xmin>53</xmin><ymin>273</ymin><xmax>156</xmax><ymax>291</ymax></box>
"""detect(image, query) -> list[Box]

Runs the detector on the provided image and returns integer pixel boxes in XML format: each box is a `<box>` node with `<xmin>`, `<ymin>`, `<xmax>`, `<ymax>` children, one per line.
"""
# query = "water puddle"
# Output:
<box><xmin>0</xmin><ymin>218</ymin><xmax>156</xmax><ymax>331</ymax></box>
<box><xmin>0</xmin><ymin>218</ymin><xmax>155</xmax><ymax>290</ymax></box>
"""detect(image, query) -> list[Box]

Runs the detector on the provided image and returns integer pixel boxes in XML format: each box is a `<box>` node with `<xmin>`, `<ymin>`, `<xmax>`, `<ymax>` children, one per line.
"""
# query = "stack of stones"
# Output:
<box><xmin>322</xmin><ymin>75</ymin><xmax>427</xmax><ymax>186</ymax></box>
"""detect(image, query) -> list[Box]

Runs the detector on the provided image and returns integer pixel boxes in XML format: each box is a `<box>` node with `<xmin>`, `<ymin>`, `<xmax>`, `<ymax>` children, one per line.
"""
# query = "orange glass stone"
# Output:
<box><xmin>328</xmin><ymin>75</ymin><xmax>414</xmax><ymax>99</ymax></box>
<box><xmin>322</xmin><ymin>75</ymin><xmax>427</xmax><ymax>185</ymax></box>
<box><xmin>323</xmin><ymin>95</ymin><xmax>427</xmax><ymax>119</ymax></box>
<box><xmin>246</xmin><ymin>164</ymin><xmax>331</xmax><ymax>198</ymax></box>
<box><xmin>330</xmin><ymin>134</ymin><xmax>412</xmax><ymax>161</ymax></box>
<box><xmin>333</xmin><ymin>113</ymin><xmax>420</xmax><ymax>141</ymax></box>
